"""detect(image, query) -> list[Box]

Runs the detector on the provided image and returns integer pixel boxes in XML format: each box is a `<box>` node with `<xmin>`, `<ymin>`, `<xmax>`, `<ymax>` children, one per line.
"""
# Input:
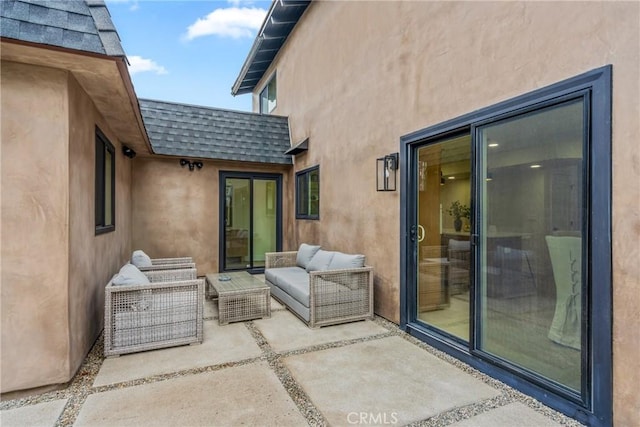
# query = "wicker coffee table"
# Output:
<box><xmin>205</xmin><ymin>272</ymin><xmax>271</xmax><ymax>325</ymax></box>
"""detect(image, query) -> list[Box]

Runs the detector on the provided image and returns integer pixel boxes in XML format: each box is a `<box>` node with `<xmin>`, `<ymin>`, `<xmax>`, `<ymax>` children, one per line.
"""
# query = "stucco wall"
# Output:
<box><xmin>1</xmin><ymin>61</ymin><xmax>71</xmax><ymax>392</ymax></box>
<box><xmin>0</xmin><ymin>62</ymin><xmax>133</xmax><ymax>395</ymax></box>
<box><xmin>67</xmin><ymin>74</ymin><xmax>132</xmax><ymax>375</ymax></box>
<box><xmin>131</xmin><ymin>157</ymin><xmax>292</xmax><ymax>275</ymax></box>
<box><xmin>257</xmin><ymin>1</ymin><xmax>639</xmax><ymax>424</ymax></box>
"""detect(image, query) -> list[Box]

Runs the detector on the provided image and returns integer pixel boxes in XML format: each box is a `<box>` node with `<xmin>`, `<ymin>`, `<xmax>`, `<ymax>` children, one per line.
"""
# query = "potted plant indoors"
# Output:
<box><xmin>447</xmin><ymin>201</ymin><xmax>471</xmax><ymax>232</ymax></box>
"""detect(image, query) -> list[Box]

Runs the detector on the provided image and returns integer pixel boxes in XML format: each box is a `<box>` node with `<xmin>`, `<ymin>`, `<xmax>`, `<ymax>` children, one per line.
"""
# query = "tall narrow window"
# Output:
<box><xmin>260</xmin><ymin>74</ymin><xmax>277</xmax><ymax>114</ymax></box>
<box><xmin>95</xmin><ymin>128</ymin><xmax>115</xmax><ymax>234</ymax></box>
<box><xmin>296</xmin><ymin>166</ymin><xmax>319</xmax><ymax>219</ymax></box>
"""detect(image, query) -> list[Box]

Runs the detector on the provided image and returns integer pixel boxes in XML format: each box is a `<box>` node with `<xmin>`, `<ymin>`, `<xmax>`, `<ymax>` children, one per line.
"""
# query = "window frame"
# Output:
<box><xmin>295</xmin><ymin>165</ymin><xmax>320</xmax><ymax>220</ymax></box>
<box><xmin>95</xmin><ymin>127</ymin><xmax>115</xmax><ymax>235</ymax></box>
<box><xmin>259</xmin><ymin>73</ymin><xmax>277</xmax><ymax>114</ymax></box>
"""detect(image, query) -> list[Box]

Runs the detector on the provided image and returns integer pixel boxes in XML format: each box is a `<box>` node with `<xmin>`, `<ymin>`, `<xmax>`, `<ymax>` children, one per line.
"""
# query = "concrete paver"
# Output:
<box><xmin>283</xmin><ymin>336</ymin><xmax>501</xmax><ymax>426</ymax></box>
<box><xmin>76</xmin><ymin>362</ymin><xmax>306</xmax><ymax>427</ymax></box>
<box><xmin>94</xmin><ymin>320</ymin><xmax>261</xmax><ymax>386</ymax></box>
<box><xmin>254</xmin><ymin>310</ymin><xmax>388</xmax><ymax>352</ymax></box>
<box><xmin>0</xmin><ymin>399</ymin><xmax>67</xmax><ymax>427</ymax></box>
<box><xmin>449</xmin><ymin>402</ymin><xmax>563</xmax><ymax>427</ymax></box>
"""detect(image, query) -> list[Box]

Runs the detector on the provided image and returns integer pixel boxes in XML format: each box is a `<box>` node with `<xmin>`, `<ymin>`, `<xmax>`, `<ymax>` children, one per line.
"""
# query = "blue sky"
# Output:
<box><xmin>105</xmin><ymin>0</ymin><xmax>271</xmax><ymax>112</ymax></box>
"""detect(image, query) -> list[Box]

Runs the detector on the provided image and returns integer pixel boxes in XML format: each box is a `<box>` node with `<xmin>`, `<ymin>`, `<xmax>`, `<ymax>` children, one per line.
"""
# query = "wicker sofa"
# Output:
<box><xmin>104</xmin><ymin>263</ymin><xmax>204</xmax><ymax>357</ymax></box>
<box><xmin>265</xmin><ymin>244</ymin><xmax>373</xmax><ymax>328</ymax></box>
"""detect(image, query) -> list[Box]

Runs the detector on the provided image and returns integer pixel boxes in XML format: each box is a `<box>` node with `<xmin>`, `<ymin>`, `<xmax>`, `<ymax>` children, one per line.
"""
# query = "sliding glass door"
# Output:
<box><xmin>403</xmin><ymin>67</ymin><xmax>611</xmax><ymax>425</ymax></box>
<box><xmin>475</xmin><ymin>99</ymin><xmax>585</xmax><ymax>394</ymax></box>
<box><xmin>220</xmin><ymin>172</ymin><xmax>281</xmax><ymax>272</ymax></box>
<box><xmin>415</xmin><ymin>134</ymin><xmax>472</xmax><ymax>342</ymax></box>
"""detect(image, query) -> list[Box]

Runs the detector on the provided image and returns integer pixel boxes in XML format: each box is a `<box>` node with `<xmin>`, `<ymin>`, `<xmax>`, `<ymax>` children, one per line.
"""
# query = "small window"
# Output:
<box><xmin>260</xmin><ymin>74</ymin><xmax>277</xmax><ymax>114</ymax></box>
<box><xmin>296</xmin><ymin>166</ymin><xmax>319</xmax><ymax>219</ymax></box>
<box><xmin>95</xmin><ymin>128</ymin><xmax>115</xmax><ymax>234</ymax></box>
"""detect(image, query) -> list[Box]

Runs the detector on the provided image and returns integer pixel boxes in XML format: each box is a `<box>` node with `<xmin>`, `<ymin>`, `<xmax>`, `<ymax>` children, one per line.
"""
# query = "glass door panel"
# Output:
<box><xmin>416</xmin><ymin>134</ymin><xmax>471</xmax><ymax>341</ymax></box>
<box><xmin>476</xmin><ymin>99</ymin><xmax>585</xmax><ymax>393</ymax></box>
<box><xmin>224</xmin><ymin>178</ymin><xmax>251</xmax><ymax>270</ymax></box>
<box><xmin>252</xmin><ymin>179</ymin><xmax>277</xmax><ymax>268</ymax></box>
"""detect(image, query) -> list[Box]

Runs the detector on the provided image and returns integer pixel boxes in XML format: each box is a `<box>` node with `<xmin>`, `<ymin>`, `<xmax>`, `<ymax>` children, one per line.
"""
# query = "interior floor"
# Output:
<box><xmin>418</xmin><ymin>292</ymin><xmax>581</xmax><ymax>392</ymax></box>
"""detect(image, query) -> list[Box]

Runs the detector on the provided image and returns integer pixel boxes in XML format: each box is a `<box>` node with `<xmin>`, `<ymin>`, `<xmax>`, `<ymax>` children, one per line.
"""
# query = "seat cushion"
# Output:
<box><xmin>265</xmin><ymin>267</ymin><xmax>305</xmax><ymax>287</ymax></box>
<box><xmin>131</xmin><ymin>250</ymin><xmax>153</xmax><ymax>268</ymax></box>
<box><xmin>270</xmin><ymin>268</ymin><xmax>310</xmax><ymax>307</ymax></box>
<box><xmin>296</xmin><ymin>244</ymin><xmax>321</xmax><ymax>269</ymax></box>
<box><xmin>306</xmin><ymin>250</ymin><xmax>335</xmax><ymax>272</ymax></box>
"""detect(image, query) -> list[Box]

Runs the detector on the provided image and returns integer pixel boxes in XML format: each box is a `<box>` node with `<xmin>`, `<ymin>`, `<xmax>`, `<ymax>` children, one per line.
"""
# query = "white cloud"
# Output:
<box><xmin>128</xmin><ymin>56</ymin><xmax>168</xmax><ymax>75</ymax></box>
<box><xmin>184</xmin><ymin>7</ymin><xmax>267</xmax><ymax>40</ymax></box>
<box><xmin>105</xmin><ymin>0</ymin><xmax>139</xmax><ymax>11</ymax></box>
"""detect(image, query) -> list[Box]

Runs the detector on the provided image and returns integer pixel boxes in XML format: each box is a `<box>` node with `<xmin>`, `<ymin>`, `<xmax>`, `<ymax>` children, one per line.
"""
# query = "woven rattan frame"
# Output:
<box><xmin>104</xmin><ymin>277</ymin><xmax>204</xmax><ymax>357</ymax></box>
<box><xmin>265</xmin><ymin>251</ymin><xmax>374</xmax><ymax>328</ymax></box>
<box><xmin>151</xmin><ymin>257</ymin><xmax>194</xmax><ymax>265</ymax></box>
<box><xmin>144</xmin><ymin>268</ymin><xmax>197</xmax><ymax>282</ymax></box>
<box><xmin>138</xmin><ymin>262</ymin><xmax>196</xmax><ymax>273</ymax></box>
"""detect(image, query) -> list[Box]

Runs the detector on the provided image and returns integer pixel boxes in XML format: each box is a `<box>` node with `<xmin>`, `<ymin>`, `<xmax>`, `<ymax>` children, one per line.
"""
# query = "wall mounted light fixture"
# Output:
<box><xmin>376</xmin><ymin>152</ymin><xmax>399</xmax><ymax>191</ymax></box>
<box><xmin>180</xmin><ymin>159</ymin><xmax>203</xmax><ymax>171</ymax></box>
<box><xmin>122</xmin><ymin>145</ymin><xmax>136</xmax><ymax>158</ymax></box>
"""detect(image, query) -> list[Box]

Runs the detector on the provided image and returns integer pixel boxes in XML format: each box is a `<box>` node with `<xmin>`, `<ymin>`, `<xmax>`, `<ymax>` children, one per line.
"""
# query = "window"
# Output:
<box><xmin>296</xmin><ymin>166</ymin><xmax>319</xmax><ymax>219</ymax></box>
<box><xmin>260</xmin><ymin>74</ymin><xmax>277</xmax><ymax>114</ymax></box>
<box><xmin>95</xmin><ymin>128</ymin><xmax>115</xmax><ymax>234</ymax></box>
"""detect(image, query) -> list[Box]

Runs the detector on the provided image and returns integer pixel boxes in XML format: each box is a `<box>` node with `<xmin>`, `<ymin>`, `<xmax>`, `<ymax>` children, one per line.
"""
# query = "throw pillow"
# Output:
<box><xmin>112</xmin><ymin>263</ymin><xmax>150</xmax><ymax>286</ymax></box>
<box><xmin>296</xmin><ymin>243</ymin><xmax>321</xmax><ymax>269</ymax></box>
<box><xmin>131</xmin><ymin>250</ymin><xmax>153</xmax><ymax>268</ymax></box>
<box><xmin>306</xmin><ymin>250</ymin><xmax>335</xmax><ymax>272</ymax></box>
<box><xmin>328</xmin><ymin>252</ymin><xmax>365</xmax><ymax>270</ymax></box>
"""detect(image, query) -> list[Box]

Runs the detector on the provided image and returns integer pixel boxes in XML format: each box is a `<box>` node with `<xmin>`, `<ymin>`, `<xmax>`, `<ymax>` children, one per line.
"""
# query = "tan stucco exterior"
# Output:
<box><xmin>1</xmin><ymin>43</ymin><xmax>143</xmax><ymax>394</ymax></box>
<box><xmin>131</xmin><ymin>157</ymin><xmax>293</xmax><ymax>275</ymax></box>
<box><xmin>251</xmin><ymin>1</ymin><xmax>639</xmax><ymax>424</ymax></box>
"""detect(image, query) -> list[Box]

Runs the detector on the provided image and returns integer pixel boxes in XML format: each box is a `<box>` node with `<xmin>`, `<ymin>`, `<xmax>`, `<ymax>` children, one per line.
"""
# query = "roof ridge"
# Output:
<box><xmin>139</xmin><ymin>98</ymin><xmax>289</xmax><ymax>120</ymax></box>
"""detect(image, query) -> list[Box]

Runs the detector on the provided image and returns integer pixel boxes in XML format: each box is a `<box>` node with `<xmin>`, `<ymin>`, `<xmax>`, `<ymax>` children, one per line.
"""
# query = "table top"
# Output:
<box><xmin>206</xmin><ymin>271</ymin><xmax>269</xmax><ymax>294</ymax></box>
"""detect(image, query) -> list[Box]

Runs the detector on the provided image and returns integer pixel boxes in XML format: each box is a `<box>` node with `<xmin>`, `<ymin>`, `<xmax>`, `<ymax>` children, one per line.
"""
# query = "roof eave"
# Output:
<box><xmin>231</xmin><ymin>0</ymin><xmax>311</xmax><ymax>96</ymax></box>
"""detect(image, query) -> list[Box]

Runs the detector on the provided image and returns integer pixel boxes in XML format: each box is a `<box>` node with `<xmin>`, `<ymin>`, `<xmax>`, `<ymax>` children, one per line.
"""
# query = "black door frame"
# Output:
<box><xmin>219</xmin><ymin>171</ymin><xmax>283</xmax><ymax>274</ymax></box>
<box><xmin>399</xmin><ymin>65</ymin><xmax>612</xmax><ymax>426</ymax></box>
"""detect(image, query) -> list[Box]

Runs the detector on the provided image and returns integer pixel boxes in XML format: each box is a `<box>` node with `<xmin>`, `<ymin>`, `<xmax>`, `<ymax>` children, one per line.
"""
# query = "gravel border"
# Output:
<box><xmin>1</xmin><ymin>312</ymin><xmax>584</xmax><ymax>427</ymax></box>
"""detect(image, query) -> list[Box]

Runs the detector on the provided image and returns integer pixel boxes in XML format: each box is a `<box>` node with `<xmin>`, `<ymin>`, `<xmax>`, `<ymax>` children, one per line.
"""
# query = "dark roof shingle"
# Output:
<box><xmin>139</xmin><ymin>99</ymin><xmax>292</xmax><ymax>165</ymax></box>
<box><xmin>0</xmin><ymin>0</ymin><xmax>124</xmax><ymax>56</ymax></box>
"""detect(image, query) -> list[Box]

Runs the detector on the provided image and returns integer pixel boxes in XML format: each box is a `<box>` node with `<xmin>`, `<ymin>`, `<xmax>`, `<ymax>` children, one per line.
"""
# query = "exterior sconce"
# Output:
<box><xmin>122</xmin><ymin>145</ymin><xmax>136</xmax><ymax>158</ymax></box>
<box><xmin>376</xmin><ymin>152</ymin><xmax>399</xmax><ymax>191</ymax></box>
<box><xmin>180</xmin><ymin>159</ymin><xmax>203</xmax><ymax>171</ymax></box>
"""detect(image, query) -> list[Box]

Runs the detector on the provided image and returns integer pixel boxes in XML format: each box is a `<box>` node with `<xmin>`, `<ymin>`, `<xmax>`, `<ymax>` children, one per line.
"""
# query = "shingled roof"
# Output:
<box><xmin>0</xmin><ymin>0</ymin><xmax>124</xmax><ymax>56</ymax></box>
<box><xmin>140</xmin><ymin>99</ymin><xmax>292</xmax><ymax>165</ymax></box>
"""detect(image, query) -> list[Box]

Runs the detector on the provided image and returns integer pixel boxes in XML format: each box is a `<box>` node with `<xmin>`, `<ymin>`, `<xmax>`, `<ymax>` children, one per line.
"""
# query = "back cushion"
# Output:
<box><xmin>112</xmin><ymin>263</ymin><xmax>150</xmax><ymax>286</ymax></box>
<box><xmin>306</xmin><ymin>250</ymin><xmax>335</xmax><ymax>272</ymax></box>
<box><xmin>328</xmin><ymin>252</ymin><xmax>365</xmax><ymax>270</ymax></box>
<box><xmin>131</xmin><ymin>250</ymin><xmax>153</xmax><ymax>268</ymax></box>
<box><xmin>296</xmin><ymin>243</ymin><xmax>321</xmax><ymax>269</ymax></box>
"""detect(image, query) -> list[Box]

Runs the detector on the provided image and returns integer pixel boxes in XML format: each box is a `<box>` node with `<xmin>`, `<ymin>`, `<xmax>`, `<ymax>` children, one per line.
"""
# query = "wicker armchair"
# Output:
<box><xmin>265</xmin><ymin>251</ymin><xmax>374</xmax><ymax>328</ymax></box>
<box><xmin>104</xmin><ymin>273</ymin><xmax>204</xmax><ymax>357</ymax></box>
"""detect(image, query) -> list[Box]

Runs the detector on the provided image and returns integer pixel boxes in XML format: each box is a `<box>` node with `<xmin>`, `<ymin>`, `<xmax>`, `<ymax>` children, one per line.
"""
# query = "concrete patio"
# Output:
<box><xmin>1</xmin><ymin>278</ymin><xmax>583</xmax><ymax>427</ymax></box>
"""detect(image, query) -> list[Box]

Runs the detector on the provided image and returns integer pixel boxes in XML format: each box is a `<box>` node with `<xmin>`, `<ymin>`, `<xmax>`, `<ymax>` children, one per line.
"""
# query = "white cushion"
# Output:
<box><xmin>328</xmin><ymin>252</ymin><xmax>365</xmax><ymax>270</ymax></box>
<box><xmin>112</xmin><ymin>263</ymin><xmax>150</xmax><ymax>286</ymax></box>
<box><xmin>296</xmin><ymin>244</ymin><xmax>321</xmax><ymax>269</ymax></box>
<box><xmin>131</xmin><ymin>250</ymin><xmax>153</xmax><ymax>268</ymax></box>
<box><xmin>306</xmin><ymin>250</ymin><xmax>335</xmax><ymax>272</ymax></box>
